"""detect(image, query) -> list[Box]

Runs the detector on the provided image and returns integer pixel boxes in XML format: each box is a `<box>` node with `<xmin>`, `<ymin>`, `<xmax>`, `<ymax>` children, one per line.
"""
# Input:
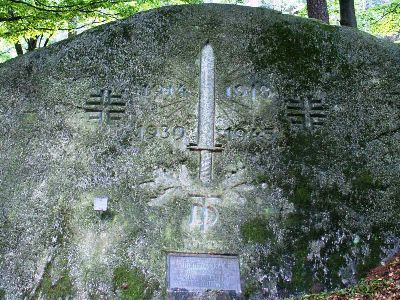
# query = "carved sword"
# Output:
<box><xmin>188</xmin><ymin>43</ymin><xmax>223</xmax><ymax>185</ymax></box>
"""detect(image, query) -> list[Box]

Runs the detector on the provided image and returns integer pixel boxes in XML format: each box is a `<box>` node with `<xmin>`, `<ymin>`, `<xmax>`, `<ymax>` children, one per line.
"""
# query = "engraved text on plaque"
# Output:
<box><xmin>167</xmin><ymin>253</ymin><xmax>241</xmax><ymax>292</ymax></box>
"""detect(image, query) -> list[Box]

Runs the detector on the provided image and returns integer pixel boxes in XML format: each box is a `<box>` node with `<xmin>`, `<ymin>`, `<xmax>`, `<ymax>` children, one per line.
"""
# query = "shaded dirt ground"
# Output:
<box><xmin>303</xmin><ymin>253</ymin><xmax>400</xmax><ymax>300</ymax></box>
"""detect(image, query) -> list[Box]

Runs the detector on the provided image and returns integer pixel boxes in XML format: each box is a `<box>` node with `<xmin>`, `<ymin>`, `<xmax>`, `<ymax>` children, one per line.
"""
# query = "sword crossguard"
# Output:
<box><xmin>187</xmin><ymin>143</ymin><xmax>223</xmax><ymax>152</ymax></box>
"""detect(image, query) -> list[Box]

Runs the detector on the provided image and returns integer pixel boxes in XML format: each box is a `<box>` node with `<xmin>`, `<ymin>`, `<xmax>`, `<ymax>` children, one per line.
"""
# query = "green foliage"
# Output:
<box><xmin>0</xmin><ymin>51</ymin><xmax>11</xmax><ymax>63</ymax></box>
<box><xmin>112</xmin><ymin>266</ymin><xmax>154</xmax><ymax>300</ymax></box>
<box><xmin>301</xmin><ymin>0</ymin><xmax>399</xmax><ymax>39</ymax></box>
<box><xmin>2</xmin><ymin>0</ymin><xmax>112</xmax><ymax>41</ymax></box>
<box><xmin>359</xmin><ymin>0</ymin><xmax>400</xmax><ymax>35</ymax></box>
<box><xmin>295</xmin><ymin>4</ymin><xmax>307</xmax><ymax>18</ymax></box>
<box><xmin>0</xmin><ymin>0</ymin><xmax>398</xmax><ymax>60</ymax></box>
<box><xmin>327</xmin><ymin>0</ymin><xmax>340</xmax><ymax>24</ymax></box>
<box><xmin>0</xmin><ymin>0</ymin><xmax>199</xmax><ymax>51</ymax></box>
<box><xmin>0</xmin><ymin>289</ymin><xmax>5</xmax><ymax>299</ymax></box>
<box><xmin>0</xmin><ymin>39</ymin><xmax>12</xmax><ymax>62</ymax></box>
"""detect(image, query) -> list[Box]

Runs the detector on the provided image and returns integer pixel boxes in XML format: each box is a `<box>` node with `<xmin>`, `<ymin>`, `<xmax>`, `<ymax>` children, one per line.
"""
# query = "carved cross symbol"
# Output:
<box><xmin>286</xmin><ymin>97</ymin><xmax>327</xmax><ymax>129</ymax></box>
<box><xmin>85</xmin><ymin>89</ymin><xmax>126</xmax><ymax>125</ymax></box>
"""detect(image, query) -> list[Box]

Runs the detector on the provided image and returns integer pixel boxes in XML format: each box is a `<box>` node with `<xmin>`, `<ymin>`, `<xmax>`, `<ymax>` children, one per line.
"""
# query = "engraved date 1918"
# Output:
<box><xmin>225</xmin><ymin>84</ymin><xmax>272</xmax><ymax>99</ymax></box>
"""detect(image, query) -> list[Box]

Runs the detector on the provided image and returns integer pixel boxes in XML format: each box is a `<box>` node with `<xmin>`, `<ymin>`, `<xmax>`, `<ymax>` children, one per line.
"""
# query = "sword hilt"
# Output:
<box><xmin>187</xmin><ymin>143</ymin><xmax>223</xmax><ymax>152</ymax></box>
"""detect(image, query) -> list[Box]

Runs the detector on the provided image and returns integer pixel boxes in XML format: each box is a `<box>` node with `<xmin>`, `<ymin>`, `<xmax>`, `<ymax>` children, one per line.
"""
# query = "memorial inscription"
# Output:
<box><xmin>143</xmin><ymin>44</ymin><xmax>266</xmax><ymax>234</ymax></box>
<box><xmin>126</xmin><ymin>125</ymin><xmax>276</xmax><ymax>142</ymax></box>
<box><xmin>225</xmin><ymin>84</ymin><xmax>272</xmax><ymax>99</ymax></box>
<box><xmin>167</xmin><ymin>254</ymin><xmax>241</xmax><ymax>292</ymax></box>
<box><xmin>132</xmin><ymin>125</ymin><xmax>186</xmax><ymax>140</ymax></box>
<box><xmin>138</xmin><ymin>83</ymin><xmax>188</xmax><ymax>97</ymax></box>
<box><xmin>2</xmin><ymin>4</ymin><xmax>398</xmax><ymax>299</ymax></box>
<box><xmin>217</xmin><ymin>126</ymin><xmax>276</xmax><ymax>141</ymax></box>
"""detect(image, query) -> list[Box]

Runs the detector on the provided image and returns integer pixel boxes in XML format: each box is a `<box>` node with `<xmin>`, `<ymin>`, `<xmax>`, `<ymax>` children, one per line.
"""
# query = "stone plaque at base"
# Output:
<box><xmin>167</xmin><ymin>253</ymin><xmax>241</xmax><ymax>293</ymax></box>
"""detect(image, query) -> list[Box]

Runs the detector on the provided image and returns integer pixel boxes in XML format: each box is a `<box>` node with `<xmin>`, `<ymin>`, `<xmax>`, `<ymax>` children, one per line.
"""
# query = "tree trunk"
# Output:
<box><xmin>27</xmin><ymin>37</ymin><xmax>38</xmax><ymax>51</ymax></box>
<box><xmin>340</xmin><ymin>0</ymin><xmax>357</xmax><ymax>28</ymax></box>
<box><xmin>307</xmin><ymin>0</ymin><xmax>330</xmax><ymax>23</ymax></box>
<box><xmin>68</xmin><ymin>17</ymin><xmax>78</xmax><ymax>38</ymax></box>
<box><xmin>15</xmin><ymin>42</ymin><xmax>23</xmax><ymax>56</ymax></box>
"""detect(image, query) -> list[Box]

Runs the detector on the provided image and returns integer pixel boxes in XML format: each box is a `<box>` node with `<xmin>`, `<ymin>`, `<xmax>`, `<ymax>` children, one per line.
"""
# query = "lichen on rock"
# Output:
<box><xmin>0</xmin><ymin>3</ymin><xmax>399</xmax><ymax>299</ymax></box>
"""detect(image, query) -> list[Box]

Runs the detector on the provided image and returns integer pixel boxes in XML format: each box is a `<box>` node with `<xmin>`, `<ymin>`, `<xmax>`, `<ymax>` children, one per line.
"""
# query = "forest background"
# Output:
<box><xmin>0</xmin><ymin>0</ymin><xmax>399</xmax><ymax>63</ymax></box>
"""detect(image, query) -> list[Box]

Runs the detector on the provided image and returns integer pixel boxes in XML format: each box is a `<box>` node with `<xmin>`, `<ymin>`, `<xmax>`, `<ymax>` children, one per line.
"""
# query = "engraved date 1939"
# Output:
<box><xmin>133</xmin><ymin>125</ymin><xmax>186</xmax><ymax>140</ymax></box>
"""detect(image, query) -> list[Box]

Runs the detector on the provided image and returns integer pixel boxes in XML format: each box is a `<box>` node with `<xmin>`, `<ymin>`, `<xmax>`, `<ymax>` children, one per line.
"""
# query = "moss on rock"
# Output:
<box><xmin>34</xmin><ymin>262</ymin><xmax>73</xmax><ymax>299</ymax></box>
<box><xmin>112</xmin><ymin>266</ymin><xmax>154</xmax><ymax>300</ymax></box>
<box><xmin>241</xmin><ymin>217</ymin><xmax>274</xmax><ymax>244</ymax></box>
<box><xmin>0</xmin><ymin>3</ymin><xmax>399</xmax><ymax>299</ymax></box>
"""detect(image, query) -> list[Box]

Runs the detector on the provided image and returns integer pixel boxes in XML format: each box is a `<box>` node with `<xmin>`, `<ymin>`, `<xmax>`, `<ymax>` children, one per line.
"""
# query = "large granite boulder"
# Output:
<box><xmin>0</xmin><ymin>4</ymin><xmax>399</xmax><ymax>299</ymax></box>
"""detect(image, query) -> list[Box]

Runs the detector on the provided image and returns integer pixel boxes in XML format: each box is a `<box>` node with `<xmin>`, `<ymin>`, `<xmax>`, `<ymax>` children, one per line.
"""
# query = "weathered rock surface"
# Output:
<box><xmin>0</xmin><ymin>4</ymin><xmax>399</xmax><ymax>299</ymax></box>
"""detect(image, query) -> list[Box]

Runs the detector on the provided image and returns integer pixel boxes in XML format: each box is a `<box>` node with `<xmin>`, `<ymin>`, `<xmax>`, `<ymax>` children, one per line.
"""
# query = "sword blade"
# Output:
<box><xmin>198</xmin><ymin>43</ymin><xmax>215</xmax><ymax>184</ymax></box>
<box><xmin>198</xmin><ymin>43</ymin><xmax>215</xmax><ymax>148</ymax></box>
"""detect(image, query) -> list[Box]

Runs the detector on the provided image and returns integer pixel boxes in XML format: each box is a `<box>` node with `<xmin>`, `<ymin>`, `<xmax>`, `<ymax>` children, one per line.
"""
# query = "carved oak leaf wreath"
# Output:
<box><xmin>139</xmin><ymin>165</ymin><xmax>254</xmax><ymax>207</ymax></box>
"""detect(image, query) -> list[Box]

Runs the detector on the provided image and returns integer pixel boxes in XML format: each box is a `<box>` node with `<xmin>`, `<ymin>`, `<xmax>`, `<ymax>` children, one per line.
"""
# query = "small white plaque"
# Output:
<box><xmin>93</xmin><ymin>196</ymin><xmax>108</xmax><ymax>211</ymax></box>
